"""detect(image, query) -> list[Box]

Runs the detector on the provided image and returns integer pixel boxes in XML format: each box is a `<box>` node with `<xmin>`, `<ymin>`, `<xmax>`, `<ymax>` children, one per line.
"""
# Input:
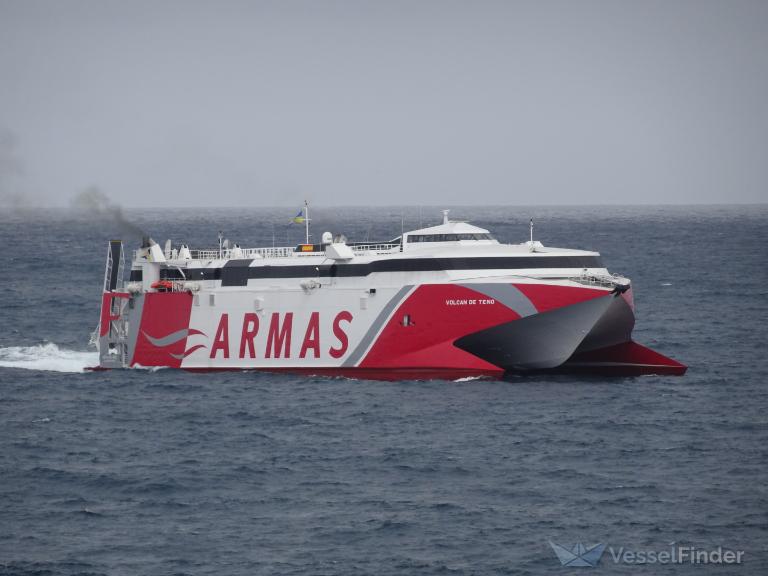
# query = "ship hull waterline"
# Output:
<box><xmin>95</xmin><ymin>280</ymin><xmax>686</xmax><ymax>379</ymax></box>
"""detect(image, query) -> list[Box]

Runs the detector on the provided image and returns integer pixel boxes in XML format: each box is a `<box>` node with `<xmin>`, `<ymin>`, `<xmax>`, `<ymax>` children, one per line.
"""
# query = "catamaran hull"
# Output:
<box><xmin>98</xmin><ymin>280</ymin><xmax>685</xmax><ymax>378</ymax></box>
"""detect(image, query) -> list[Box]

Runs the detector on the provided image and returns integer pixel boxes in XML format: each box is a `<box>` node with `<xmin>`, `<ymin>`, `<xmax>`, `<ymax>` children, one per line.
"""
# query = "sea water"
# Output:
<box><xmin>0</xmin><ymin>205</ymin><xmax>766</xmax><ymax>575</ymax></box>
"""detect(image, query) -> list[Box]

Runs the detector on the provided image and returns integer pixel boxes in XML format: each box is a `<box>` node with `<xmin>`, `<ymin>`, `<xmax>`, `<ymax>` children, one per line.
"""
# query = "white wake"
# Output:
<box><xmin>453</xmin><ymin>375</ymin><xmax>485</xmax><ymax>382</ymax></box>
<box><xmin>0</xmin><ymin>343</ymin><xmax>98</xmax><ymax>373</ymax></box>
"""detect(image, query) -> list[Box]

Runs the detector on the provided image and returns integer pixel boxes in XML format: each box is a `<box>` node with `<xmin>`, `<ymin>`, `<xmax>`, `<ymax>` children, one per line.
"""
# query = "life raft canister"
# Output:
<box><xmin>150</xmin><ymin>280</ymin><xmax>174</xmax><ymax>292</ymax></box>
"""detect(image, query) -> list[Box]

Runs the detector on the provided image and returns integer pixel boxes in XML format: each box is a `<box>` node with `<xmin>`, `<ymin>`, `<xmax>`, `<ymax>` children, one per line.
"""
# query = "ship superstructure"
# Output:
<box><xmin>96</xmin><ymin>209</ymin><xmax>685</xmax><ymax>378</ymax></box>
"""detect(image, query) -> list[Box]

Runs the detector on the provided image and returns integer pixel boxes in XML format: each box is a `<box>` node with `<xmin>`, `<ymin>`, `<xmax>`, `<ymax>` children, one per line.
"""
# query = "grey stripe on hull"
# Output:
<box><xmin>455</xmin><ymin>293</ymin><xmax>618</xmax><ymax>370</ymax></box>
<box><xmin>142</xmin><ymin>328</ymin><xmax>192</xmax><ymax>348</ymax></box>
<box><xmin>125</xmin><ymin>294</ymin><xmax>144</xmax><ymax>366</ymax></box>
<box><xmin>458</xmin><ymin>282</ymin><xmax>538</xmax><ymax>317</ymax></box>
<box><xmin>572</xmin><ymin>293</ymin><xmax>635</xmax><ymax>353</ymax></box>
<box><xmin>343</xmin><ymin>285</ymin><xmax>413</xmax><ymax>367</ymax></box>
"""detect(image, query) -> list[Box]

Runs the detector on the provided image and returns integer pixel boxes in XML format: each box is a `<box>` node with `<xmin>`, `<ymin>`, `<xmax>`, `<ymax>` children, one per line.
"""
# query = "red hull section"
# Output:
<box><xmin>131</xmin><ymin>292</ymin><xmax>194</xmax><ymax>368</ymax></box>
<box><xmin>561</xmin><ymin>341</ymin><xmax>687</xmax><ymax>375</ymax></box>
<box><xmin>360</xmin><ymin>284</ymin><xmax>521</xmax><ymax>372</ymax></box>
<box><xmin>182</xmin><ymin>367</ymin><xmax>506</xmax><ymax>381</ymax></box>
<box><xmin>514</xmin><ymin>283</ymin><xmax>607</xmax><ymax>312</ymax></box>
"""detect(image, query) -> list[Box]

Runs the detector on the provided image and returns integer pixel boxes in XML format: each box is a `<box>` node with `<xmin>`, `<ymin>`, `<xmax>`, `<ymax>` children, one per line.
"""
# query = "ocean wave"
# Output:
<box><xmin>0</xmin><ymin>342</ymin><xmax>97</xmax><ymax>373</ymax></box>
<box><xmin>453</xmin><ymin>375</ymin><xmax>484</xmax><ymax>382</ymax></box>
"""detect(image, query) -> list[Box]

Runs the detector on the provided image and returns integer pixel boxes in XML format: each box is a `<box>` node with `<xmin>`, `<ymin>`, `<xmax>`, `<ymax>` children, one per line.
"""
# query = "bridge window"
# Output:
<box><xmin>407</xmin><ymin>233</ymin><xmax>493</xmax><ymax>243</ymax></box>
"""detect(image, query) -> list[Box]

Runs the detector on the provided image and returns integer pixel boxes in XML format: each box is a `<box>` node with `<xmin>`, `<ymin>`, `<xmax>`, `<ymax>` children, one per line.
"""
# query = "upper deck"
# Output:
<box><xmin>127</xmin><ymin>210</ymin><xmax>625</xmax><ymax>289</ymax></box>
<box><xmin>132</xmin><ymin>211</ymin><xmax>598</xmax><ymax>266</ymax></box>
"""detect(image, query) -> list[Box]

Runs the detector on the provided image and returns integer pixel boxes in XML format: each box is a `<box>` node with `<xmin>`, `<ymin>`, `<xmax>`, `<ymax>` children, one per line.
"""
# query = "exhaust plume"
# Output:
<box><xmin>70</xmin><ymin>186</ymin><xmax>148</xmax><ymax>238</ymax></box>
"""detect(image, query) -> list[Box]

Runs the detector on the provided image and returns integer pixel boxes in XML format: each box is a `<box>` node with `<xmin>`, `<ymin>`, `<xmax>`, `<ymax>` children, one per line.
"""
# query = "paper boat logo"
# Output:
<box><xmin>142</xmin><ymin>328</ymin><xmax>208</xmax><ymax>359</ymax></box>
<box><xmin>549</xmin><ymin>541</ymin><xmax>607</xmax><ymax>567</ymax></box>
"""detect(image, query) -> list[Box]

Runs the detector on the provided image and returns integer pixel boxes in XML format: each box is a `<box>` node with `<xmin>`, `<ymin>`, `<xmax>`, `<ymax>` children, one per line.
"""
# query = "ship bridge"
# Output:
<box><xmin>402</xmin><ymin>210</ymin><xmax>498</xmax><ymax>251</ymax></box>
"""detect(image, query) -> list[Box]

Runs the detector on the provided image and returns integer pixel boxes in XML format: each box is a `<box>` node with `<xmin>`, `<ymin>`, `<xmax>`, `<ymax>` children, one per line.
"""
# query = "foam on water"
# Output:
<box><xmin>0</xmin><ymin>343</ymin><xmax>98</xmax><ymax>373</ymax></box>
<box><xmin>453</xmin><ymin>375</ymin><xmax>485</xmax><ymax>382</ymax></box>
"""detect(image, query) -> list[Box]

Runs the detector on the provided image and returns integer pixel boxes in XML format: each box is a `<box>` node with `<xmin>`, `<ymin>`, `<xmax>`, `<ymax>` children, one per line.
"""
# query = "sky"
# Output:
<box><xmin>0</xmin><ymin>0</ymin><xmax>766</xmax><ymax>208</ymax></box>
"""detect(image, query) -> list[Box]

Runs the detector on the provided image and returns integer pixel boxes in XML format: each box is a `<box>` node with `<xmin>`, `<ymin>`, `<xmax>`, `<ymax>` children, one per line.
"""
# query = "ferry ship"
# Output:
<box><xmin>96</xmin><ymin>207</ymin><xmax>686</xmax><ymax>378</ymax></box>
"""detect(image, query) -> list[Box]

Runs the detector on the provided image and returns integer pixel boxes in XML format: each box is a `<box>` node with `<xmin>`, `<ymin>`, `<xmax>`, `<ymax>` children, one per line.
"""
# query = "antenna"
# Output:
<box><xmin>218</xmin><ymin>230</ymin><xmax>223</xmax><ymax>259</ymax></box>
<box><xmin>528</xmin><ymin>218</ymin><xmax>537</xmax><ymax>252</ymax></box>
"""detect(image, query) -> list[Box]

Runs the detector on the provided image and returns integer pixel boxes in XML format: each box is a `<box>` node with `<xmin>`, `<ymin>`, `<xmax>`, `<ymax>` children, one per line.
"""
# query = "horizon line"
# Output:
<box><xmin>3</xmin><ymin>201</ymin><xmax>768</xmax><ymax>211</ymax></box>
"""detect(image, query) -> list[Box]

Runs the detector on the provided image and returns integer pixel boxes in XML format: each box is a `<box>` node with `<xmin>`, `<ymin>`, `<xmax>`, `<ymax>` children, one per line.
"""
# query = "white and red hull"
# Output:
<box><xmin>98</xmin><ymin>273</ymin><xmax>685</xmax><ymax>378</ymax></box>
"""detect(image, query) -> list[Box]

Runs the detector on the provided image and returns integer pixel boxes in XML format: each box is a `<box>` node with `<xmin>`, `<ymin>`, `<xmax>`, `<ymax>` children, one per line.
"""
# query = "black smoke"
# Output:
<box><xmin>70</xmin><ymin>186</ymin><xmax>147</xmax><ymax>238</ymax></box>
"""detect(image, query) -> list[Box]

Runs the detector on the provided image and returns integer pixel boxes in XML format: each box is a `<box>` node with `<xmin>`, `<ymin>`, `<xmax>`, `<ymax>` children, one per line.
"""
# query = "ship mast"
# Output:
<box><xmin>304</xmin><ymin>200</ymin><xmax>310</xmax><ymax>244</ymax></box>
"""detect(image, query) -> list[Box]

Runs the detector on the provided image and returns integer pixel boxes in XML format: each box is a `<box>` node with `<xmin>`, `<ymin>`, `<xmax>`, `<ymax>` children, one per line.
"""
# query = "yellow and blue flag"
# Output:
<box><xmin>290</xmin><ymin>209</ymin><xmax>305</xmax><ymax>224</ymax></box>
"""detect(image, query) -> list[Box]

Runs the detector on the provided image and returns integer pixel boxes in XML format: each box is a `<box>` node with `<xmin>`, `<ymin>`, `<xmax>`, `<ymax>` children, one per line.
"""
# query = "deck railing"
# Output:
<box><xmin>350</xmin><ymin>243</ymin><xmax>401</xmax><ymax>255</ymax></box>
<box><xmin>572</xmin><ymin>271</ymin><xmax>630</xmax><ymax>290</ymax></box>
<box><xmin>133</xmin><ymin>242</ymin><xmax>402</xmax><ymax>262</ymax></box>
<box><xmin>188</xmin><ymin>246</ymin><xmax>297</xmax><ymax>260</ymax></box>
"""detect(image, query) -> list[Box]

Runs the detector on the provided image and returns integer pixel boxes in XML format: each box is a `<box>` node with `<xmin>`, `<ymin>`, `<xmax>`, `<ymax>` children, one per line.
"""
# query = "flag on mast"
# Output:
<box><xmin>290</xmin><ymin>209</ymin><xmax>305</xmax><ymax>224</ymax></box>
<box><xmin>288</xmin><ymin>202</ymin><xmax>311</xmax><ymax>244</ymax></box>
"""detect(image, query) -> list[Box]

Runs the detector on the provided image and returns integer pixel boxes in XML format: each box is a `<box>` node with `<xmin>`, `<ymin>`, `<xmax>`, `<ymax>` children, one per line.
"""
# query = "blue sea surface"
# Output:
<box><xmin>1</xmin><ymin>205</ymin><xmax>766</xmax><ymax>575</ymax></box>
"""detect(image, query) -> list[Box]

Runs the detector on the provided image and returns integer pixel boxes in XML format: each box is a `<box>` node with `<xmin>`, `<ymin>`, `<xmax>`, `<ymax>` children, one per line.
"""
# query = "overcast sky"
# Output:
<box><xmin>0</xmin><ymin>0</ymin><xmax>766</xmax><ymax>207</ymax></box>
